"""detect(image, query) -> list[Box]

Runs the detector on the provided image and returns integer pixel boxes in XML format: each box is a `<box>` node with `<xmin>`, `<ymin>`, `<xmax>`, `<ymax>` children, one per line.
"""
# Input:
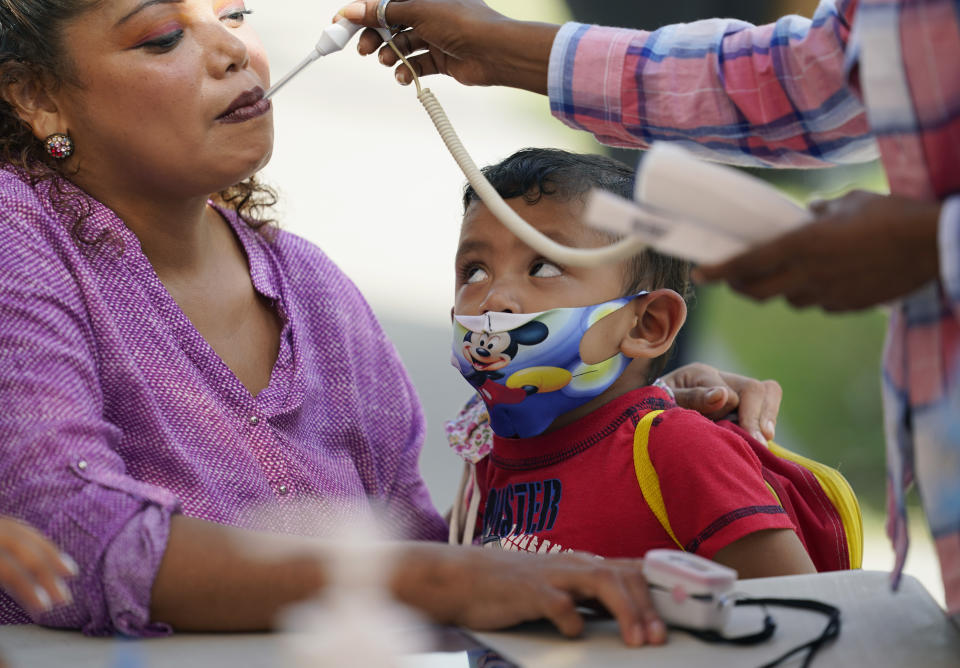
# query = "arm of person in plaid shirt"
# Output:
<box><xmin>548</xmin><ymin>0</ymin><xmax>876</xmax><ymax>167</ymax></box>
<box><xmin>695</xmin><ymin>189</ymin><xmax>943</xmax><ymax>311</ymax></box>
<box><xmin>345</xmin><ymin>0</ymin><xmax>875</xmax><ymax>168</ymax></box>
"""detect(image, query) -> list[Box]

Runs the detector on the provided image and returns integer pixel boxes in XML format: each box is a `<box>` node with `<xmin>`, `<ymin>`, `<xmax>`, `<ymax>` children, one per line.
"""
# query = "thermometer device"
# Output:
<box><xmin>265</xmin><ymin>19</ymin><xmax>392</xmax><ymax>99</ymax></box>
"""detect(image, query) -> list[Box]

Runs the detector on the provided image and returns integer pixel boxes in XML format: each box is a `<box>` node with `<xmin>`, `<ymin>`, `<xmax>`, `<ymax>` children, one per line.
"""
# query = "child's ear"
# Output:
<box><xmin>0</xmin><ymin>64</ymin><xmax>69</xmax><ymax>141</ymax></box>
<box><xmin>619</xmin><ymin>289</ymin><xmax>687</xmax><ymax>359</ymax></box>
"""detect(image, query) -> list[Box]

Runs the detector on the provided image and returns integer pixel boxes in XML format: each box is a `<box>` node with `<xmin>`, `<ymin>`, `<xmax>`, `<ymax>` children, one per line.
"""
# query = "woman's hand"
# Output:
<box><xmin>694</xmin><ymin>191</ymin><xmax>941</xmax><ymax>312</ymax></box>
<box><xmin>0</xmin><ymin>517</ymin><xmax>78</xmax><ymax>616</ymax></box>
<box><xmin>661</xmin><ymin>363</ymin><xmax>783</xmax><ymax>444</ymax></box>
<box><xmin>393</xmin><ymin>543</ymin><xmax>665</xmax><ymax>647</ymax></box>
<box><xmin>337</xmin><ymin>0</ymin><xmax>560</xmax><ymax>93</ymax></box>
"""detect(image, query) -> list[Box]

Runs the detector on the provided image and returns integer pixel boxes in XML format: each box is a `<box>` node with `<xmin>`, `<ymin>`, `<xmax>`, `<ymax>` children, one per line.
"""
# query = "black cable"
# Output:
<box><xmin>744</xmin><ymin>598</ymin><xmax>841</xmax><ymax>668</ymax></box>
<box><xmin>667</xmin><ymin>596</ymin><xmax>841</xmax><ymax>668</ymax></box>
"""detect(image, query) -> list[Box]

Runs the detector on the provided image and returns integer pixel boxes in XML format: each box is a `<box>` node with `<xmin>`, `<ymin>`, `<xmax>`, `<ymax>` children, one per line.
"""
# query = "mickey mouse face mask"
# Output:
<box><xmin>451</xmin><ymin>293</ymin><xmax>648</xmax><ymax>438</ymax></box>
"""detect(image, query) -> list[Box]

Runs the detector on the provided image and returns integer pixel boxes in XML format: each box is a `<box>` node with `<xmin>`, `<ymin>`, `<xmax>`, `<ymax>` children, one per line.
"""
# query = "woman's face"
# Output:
<box><xmin>54</xmin><ymin>0</ymin><xmax>273</xmax><ymax>199</ymax></box>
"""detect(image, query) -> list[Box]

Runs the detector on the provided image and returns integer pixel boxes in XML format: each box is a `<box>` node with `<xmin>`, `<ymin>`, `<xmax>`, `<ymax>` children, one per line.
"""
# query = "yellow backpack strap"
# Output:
<box><xmin>633</xmin><ymin>410</ymin><xmax>684</xmax><ymax>550</ymax></box>
<box><xmin>767</xmin><ymin>441</ymin><xmax>864</xmax><ymax>569</ymax></box>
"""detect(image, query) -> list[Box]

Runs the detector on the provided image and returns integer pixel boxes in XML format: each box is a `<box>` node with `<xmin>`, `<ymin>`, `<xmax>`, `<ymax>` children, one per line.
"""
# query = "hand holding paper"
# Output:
<box><xmin>696</xmin><ymin>190</ymin><xmax>942</xmax><ymax>311</ymax></box>
<box><xmin>584</xmin><ymin>143</ymin><xmax>942</xmax><ymax>312</ymax></box>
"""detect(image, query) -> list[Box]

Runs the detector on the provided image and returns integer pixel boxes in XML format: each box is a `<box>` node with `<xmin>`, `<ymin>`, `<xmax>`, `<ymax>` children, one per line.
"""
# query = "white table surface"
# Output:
<box><xmin>0</xmin><ymin>623</ymin><xmax>490</xmax><ymax>667</ymax></box>
<box><xmin>473</xmin><ymin>570</ymin><xmax>960</xmax><ymax>667</ymax></box>
<box><xmin>1</xmin><ymin>570</ymin><xmax>956</xmax><ymax>667</ymax></box>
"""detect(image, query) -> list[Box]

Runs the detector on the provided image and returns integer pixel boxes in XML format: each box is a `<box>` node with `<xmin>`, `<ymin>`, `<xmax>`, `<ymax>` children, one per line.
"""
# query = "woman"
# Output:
<box><xmin>0</xmin><ymin>0</ymin><xmax>779</xmax><ymax>644</ymax></box>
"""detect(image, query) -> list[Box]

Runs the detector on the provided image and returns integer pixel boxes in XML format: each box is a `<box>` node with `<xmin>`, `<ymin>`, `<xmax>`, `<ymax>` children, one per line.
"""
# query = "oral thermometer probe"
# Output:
<box><xmin>265</xmin><ymin>19</ymin><xmax>393</xmax><ymax>99</ymax></box>
<box><xmin>266</xmin><ymin>20</ymin><xmax>648</xmax><ymax>267</ymax></box>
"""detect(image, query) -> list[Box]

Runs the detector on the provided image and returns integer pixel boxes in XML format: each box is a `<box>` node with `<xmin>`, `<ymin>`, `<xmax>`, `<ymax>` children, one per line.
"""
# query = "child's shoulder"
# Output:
<box><xmin>648</xmin><ymin>403</ymin><xmax>721</xmax><ymax>432</ymax></box>
<box><xmin>644</xmin><ymin>404</ymin><xmax>760</xmax><ymax>467</ymax></box>
<box><xmin>609</xmin><ymin>387</ymin><xmax>728</xmax><ymax>448</ymax></box>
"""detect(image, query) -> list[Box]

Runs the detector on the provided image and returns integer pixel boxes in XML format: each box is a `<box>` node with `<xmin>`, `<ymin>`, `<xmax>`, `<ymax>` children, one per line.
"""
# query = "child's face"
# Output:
<box><xmin>454</xmin><ymin>197</ymin><xmax>627</xmax><ymax>316</ymax></box>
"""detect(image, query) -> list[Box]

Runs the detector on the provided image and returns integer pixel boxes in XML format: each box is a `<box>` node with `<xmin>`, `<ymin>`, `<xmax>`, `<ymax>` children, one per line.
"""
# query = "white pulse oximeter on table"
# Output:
<box><xmin>643</xmin><ymin>549</ymin><xmax>738</xmax><ymax>631</ymax></box>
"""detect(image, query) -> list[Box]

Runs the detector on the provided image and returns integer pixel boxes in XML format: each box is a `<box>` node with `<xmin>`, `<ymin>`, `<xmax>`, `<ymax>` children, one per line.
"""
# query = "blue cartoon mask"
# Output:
<box><xmin>451</xmin><ymin>293</ymin><xmax>648</xmax><ymax>438</ymax></box>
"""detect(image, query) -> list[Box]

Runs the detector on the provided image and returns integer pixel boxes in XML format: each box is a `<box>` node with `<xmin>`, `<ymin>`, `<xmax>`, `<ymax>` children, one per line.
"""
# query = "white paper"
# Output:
<box><xmin>583</xmin><ymin>143</ymin><xmax>811</xmax><ymax>264</ymax></box>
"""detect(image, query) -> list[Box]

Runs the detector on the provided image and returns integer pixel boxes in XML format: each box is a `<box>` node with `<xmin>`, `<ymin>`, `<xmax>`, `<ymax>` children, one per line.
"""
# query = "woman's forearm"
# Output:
<box><xmin>150</xmin><ymin>517</ymin><xmax>471</xmax><ymax>632</ymax></box>
<box><xmin>149</xmin><ymin>517</ymin><xmax>665</xmax><ymax>646</ymax></box>
<box><xmin>150</xmin><ymin>515</ymin><xmax>326</xmax><ymax>631</ymax></box>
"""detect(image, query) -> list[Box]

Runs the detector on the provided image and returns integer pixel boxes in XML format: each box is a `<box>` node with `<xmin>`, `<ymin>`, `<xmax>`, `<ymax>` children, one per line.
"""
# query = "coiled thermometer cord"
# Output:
<box><xmin>265</xmin><ymin>20</ymin><xmax>648</xmax><ymax>267</ymax></box>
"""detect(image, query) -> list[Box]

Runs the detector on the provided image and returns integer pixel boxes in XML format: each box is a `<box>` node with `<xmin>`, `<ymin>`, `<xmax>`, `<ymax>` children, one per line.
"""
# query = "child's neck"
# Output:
<box><xmin>541</xmin><ymin>359</ymin><xmax>652</xmax><ymax>434</ymax></box>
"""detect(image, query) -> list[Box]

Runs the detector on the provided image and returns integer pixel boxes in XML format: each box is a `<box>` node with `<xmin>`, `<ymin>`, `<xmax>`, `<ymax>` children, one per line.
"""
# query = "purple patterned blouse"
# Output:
<box><xmin>0</xmin><ymin>168</ymin><xmax>446</xmax><ymax>636</ymax></box>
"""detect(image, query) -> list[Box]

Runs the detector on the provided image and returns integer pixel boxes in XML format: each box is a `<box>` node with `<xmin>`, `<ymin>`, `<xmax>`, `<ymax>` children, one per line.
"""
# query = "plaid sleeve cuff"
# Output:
<box><xmin>939</xmin><ymin>195</ymin><xmax>960</xmax><ymax>308</ymax></box>
<box><xmin>547</xmin><ymin>22</ymin><xmax>654</xmax><ymax>147</ymax></box>
<box><xmin>547</xmin><ymin>22</ymin><xmax>589</xmax><ymax>129</ymax></box>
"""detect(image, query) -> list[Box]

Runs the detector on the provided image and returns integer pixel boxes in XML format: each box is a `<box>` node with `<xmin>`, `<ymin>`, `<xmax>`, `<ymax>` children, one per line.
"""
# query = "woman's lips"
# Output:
<box><xmin>218</xmin><ymin>87</ymin><xmax>271</xmax><ymax>124</ymax></box>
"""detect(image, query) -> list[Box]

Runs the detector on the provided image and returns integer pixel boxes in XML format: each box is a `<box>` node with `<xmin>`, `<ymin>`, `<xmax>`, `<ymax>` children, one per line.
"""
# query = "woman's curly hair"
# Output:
<box><xmin>0</xmin><ymin>0</ymin><xmax>277</xmax><ymax>245</ymax></box>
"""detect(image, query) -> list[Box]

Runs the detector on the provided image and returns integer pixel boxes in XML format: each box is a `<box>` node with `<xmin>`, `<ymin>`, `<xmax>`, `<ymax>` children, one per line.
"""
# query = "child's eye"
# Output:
<box><xmin>464</xmin><ymin>266</ymin><xmax>489</xmax><ymax>284</ymax></box>
<box><xmin>530</xmin><ymin>261</ymin><xmax>562</xmax><ymax>278</ymax></box>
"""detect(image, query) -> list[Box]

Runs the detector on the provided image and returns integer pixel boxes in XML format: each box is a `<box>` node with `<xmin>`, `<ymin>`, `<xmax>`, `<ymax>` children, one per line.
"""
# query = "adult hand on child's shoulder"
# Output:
<box><xmin>660</xmin><ymin>363</ymin><xmax>782</xmax><ymax>445</ymax></box>
<box><xmin>392</xmin><ymin>543</ymin><xmax>666</xmax><ymax>647</ymax></box>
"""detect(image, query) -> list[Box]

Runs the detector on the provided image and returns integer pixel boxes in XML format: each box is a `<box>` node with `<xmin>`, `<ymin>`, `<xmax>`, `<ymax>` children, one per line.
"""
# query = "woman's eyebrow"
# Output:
<box><xmin>115</xmin><ymin>0</ymin><xmax>184</xmax><ymax>27</ymax></box>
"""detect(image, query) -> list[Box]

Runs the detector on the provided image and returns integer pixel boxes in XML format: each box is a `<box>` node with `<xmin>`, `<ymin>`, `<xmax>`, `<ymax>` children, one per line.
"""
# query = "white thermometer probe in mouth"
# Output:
<box><xmin>265</xmin><ymin>19</ymin><xmax>392</xmax><ymax>100</ymax></box>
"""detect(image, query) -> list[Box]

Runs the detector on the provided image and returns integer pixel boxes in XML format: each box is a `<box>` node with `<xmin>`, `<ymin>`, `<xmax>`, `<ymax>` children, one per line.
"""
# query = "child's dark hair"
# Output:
<box><xmin>463</xmin><ymin>148</ymin><xmax>692</xmax><ymax>380</ymax></box>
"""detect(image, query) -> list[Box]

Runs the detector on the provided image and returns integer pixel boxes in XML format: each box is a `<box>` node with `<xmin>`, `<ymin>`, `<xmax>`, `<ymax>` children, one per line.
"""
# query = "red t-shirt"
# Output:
<box><xmin>474</xmin><ymin>386</ymin><xmax>796</xmax><ymax>559</ymax></box>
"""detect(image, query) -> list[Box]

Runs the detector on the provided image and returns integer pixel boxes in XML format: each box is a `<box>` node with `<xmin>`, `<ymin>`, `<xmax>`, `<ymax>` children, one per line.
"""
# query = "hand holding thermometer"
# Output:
<box><xmin>265</xmin><ymin>19</ymin><xmax>648</xmax><ymax>267</ymax></box>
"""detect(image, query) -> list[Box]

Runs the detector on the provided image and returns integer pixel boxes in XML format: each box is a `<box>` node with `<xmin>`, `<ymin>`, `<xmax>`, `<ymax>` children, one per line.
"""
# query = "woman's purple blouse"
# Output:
<box><xmin>0</xmin><ymin>169</ymin><xmax>446</xmax><ymax>635</ymax></box>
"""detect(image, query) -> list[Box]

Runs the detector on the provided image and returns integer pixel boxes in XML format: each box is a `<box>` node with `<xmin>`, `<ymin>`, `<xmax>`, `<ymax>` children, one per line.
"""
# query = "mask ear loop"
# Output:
<box><xmin>383</xmin><ymin>42</ymin><xmax>649</xmax><ymax>268</ymax></box>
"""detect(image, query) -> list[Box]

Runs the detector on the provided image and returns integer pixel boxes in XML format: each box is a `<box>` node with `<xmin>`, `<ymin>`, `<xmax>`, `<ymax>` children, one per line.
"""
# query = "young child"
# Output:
<box><xmin>446</xmin><ymin>149</ymin><xmax>818</xmax><ymax>579</ymax></box>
